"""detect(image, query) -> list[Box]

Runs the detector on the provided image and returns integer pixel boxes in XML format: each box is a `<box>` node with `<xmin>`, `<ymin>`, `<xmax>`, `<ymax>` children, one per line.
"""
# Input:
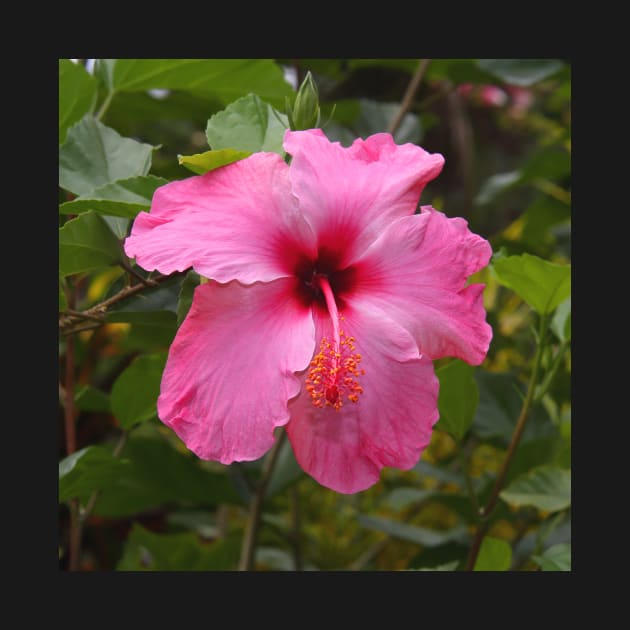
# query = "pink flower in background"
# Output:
<box><xmin>458</xmin><ymin>83</ymin><xmax>508</xmax><ymax>107</ymax></box>
<box><xmin>124</xmin><ymin>129</ymin><xmax>492</xmax><ymax>493</ymax></box>
<box><xmin>506</xmin><ymin>85</ymin><xmax>535</xmax><ymax>117</ymax></box>
<box><xmin>479</xmin><ymin>85</ymin><xmax>508</xmax><ymax>107</ymax></box>
<box><xmin>458</xmin><ymin>83</ymin><xmax>534</xmax><ymax>115</ymax></box>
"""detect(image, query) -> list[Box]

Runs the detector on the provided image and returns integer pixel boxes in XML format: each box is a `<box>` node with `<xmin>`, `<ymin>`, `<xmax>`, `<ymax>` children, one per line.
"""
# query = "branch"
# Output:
<box><xmin>465</xmin><ymin>314</ymin><xmax>549</xmax><ymax>571</ymax></box>
<box><xmin>387</xmin><ymin>59</ymin><xmax>431</xmax><ymax>136</ymax></box>
<box><xmin>238</xmin><ymin>430</ymin><xmax>286</xmax><ymax>571</ymax></box>
<box><xmin>59</xmin><ymin>272</ymin><xmax>175</xmax><ymax>335</ymax></box>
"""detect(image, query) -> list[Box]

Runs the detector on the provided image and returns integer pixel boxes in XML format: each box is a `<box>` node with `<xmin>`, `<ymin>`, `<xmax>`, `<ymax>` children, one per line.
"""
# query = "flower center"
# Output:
<box><xmin>305</xmin><ymin>275</ymin><xmax>365</xmax><ymax>411</ymax></box>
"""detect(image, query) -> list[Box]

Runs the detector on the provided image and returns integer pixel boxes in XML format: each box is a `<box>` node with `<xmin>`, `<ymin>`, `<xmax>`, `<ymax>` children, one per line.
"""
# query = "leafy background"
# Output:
<box><xmin>58</xmin><ymin>58</ymin><xmax>571</xmax><ymax>571</ymax></box>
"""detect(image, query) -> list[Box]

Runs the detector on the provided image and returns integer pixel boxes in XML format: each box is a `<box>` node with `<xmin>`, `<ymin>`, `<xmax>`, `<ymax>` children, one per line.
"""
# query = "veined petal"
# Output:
<box><xmin>352</xmin><ymin>207</ymin><xmax>492</xmax><ymax>365</ymax></box>
<box><xmin>158</xmin><ymin>279</ymin><xmax>315</xmax><ymax>463</ymax></box>
<box><xmin>286</xmin><ymin>302</ymin><xmax>439</xmax><ymax>494</ymax></box>
<box><xmin>124</xmin><ymin>152</ymin><xmax>316</xmax><ymax>284</ymax></box>
<box><xmin>283</xmin><ymin>130</ymin><xmax>444</xmax><ymax>266</ymax></box>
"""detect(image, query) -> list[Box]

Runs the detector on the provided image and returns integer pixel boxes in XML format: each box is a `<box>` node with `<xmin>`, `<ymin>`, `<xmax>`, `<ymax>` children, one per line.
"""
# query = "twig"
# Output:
<box><xmin>59</xmin><ymin>272</ymin><xmax>174</xmax><ymax>333</ymax></box>
<box><xmin>238</xmin><ymin>430</ymin><xmax>287</xmax><ymax>571</ymax></box>
<box><xmin>536</xmin><ymin>339</ymin><xmax>570</xmax><ymax>403</ymax></box>
<box><xmin>465</xmin><ymin>314</ymin><xmax>549</xmax><ymax>571</ymax></box>
<box><xmin>64</xmin><ymin>309</ymin><xmax>104</xmax><ymax>323</ymax></box>
<box><xmin>387</xmin><ymin>59</ymin><xmax>431</xmax><ymax>136</ymax></box>
<box><xmin>446</xmin><ymin>89</ymin><xmax>474</xmax><ymax>219</ymax></box>
<box><xmin>61</xmin><ymin>323</ymin><xmax>104</xmax><ymax>337</ymax></box>
<box><xmin>96</xmin><ymin>89</ymin><xmax>115</xmax><ymax>122</ymax></box>
<box><xmin>120</xmin><ymin>261</ymin><xmax>158</xmax><ymax>288</ymax></box>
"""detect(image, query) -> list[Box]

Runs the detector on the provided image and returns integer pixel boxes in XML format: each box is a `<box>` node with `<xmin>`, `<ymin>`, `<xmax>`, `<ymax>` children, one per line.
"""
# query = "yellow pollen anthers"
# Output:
<box><xmin>305</xmin><ymin>326</ymin><xmax>366</xmax><ymax>411</ymax></box>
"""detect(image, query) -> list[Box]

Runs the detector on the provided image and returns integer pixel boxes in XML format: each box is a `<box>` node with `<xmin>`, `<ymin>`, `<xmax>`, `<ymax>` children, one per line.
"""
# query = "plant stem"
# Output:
<box><xmin>63</xmin><ymin>282</ymin><xmax>80</xmax><ymax>571</ymax></box>
<box><xmin>120</xmin><ymin>261</ymin><xmax>158</xmax><ymax>288</ymax></box>
<box><xmin>387</xmin><ymin>59</ymin><xmax>431</xmax><ymax>136</ymax></box>
<box><xmin>238</xmin><ymin>430</ymin><xmax>286</xmax><ymax>571</ymax></box>
<box><xmin>68</xmin><ymin>431</ymin><xmax>128</xmax><ymax>572</ymax></box>
<box><xmin>464</xmin><ymin>313</ymin><xmax>549</xmax><ymax>571</ymax></box>
<box><xmin>536</xmin><ymin>339</ymin><xmax>569</xmax><ymax>403</ymax></box>
<box><xmin>59</xmin><ymin>272</ymin><xmax>174</xmax><ymax>335</ymax></box>
<box><xmin>96</xmin><ymin>90</ymin><xmax>115</xmax><ymax>122</ymax></box>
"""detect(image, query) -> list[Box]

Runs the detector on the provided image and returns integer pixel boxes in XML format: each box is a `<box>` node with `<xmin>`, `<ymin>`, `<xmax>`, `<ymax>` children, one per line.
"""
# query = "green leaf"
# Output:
<box><xmin>491</xmin><ymin>253</ymin><xmax>571</xmax><ymax>314</ymax></box>
<box><xmin>551</xmin><ymin>297</ymin><xmax>571</xmax><ymax>342</ymax></box>
<box><xmin>110</xmin><ymin>352</ymin><xmax>167</xmax><ymax>429</ymax></box>
<box><xmin>177</xmin><ymin>271</ymin><xmax>200</xmax><ymax>325</ymax></box>
<box><xmin>266</xmin><ymin>438</ymin><xmax>304</xmax><ymax>497</ymax></box>
<box><xmin>59</xmin><ymin>175</ymin><xmax>168</xmax><ymax>218</ymax></box>
<box><xmin>532</xmin><ymin>543</ymin><xmax>571</xmax><ymax>571</ymax></box>
<box><xmin>500</xmin><ymin>465</ymin><xmax>571</xmax><ymax>513</ymax></box>
<box><xmin>75</xmin><ymin>385</ymin><xmax>110</xmax><ymax>413</ymax></box>
<box><xmin>59</xmin><ymin>446</ymin><xmax>130</xmax><ymax>503</ymax></box>
<box><xmin>506</xmin><ymin>433</ymin><xmax>561</xmax><ymax>485</ymax></box>
<box><xmin>59</xmin><ymin>211</ymin><xmax>123</xmax><ymax>276</ymax></box>
<box><xmin>109</xmin><ymin>59</ymin><xmax>293</xmax><ymax>107</ymax></box>
<box><xmin>107</xmin><ymin>310</ymin><xmax>177</xmax><ymax>351</ymax></box>
<box><xmin>117</xmin><ymin>523</ymin><xmax>241</xmax><ymax>571</ymax></box>
<box><xmin>326</xmin><ymin>98</ymin><xmax>422</xmax><ymax>146</ymax></box>
<box><xmin>94</xmin><ymin>58</ymin><xmax>116</xmax><ymax>91</ymax></box>
<box><xmin>522</xmin><ymin>146</ymin><xmax>571</xmax><ymax>182</ymax></box>
<box><xmin>435</xmin><ymin>360</ymin><xmax>479</xmax><ymax>441</ymax></box>
<box><xmin>59</xmin><ymin>59</ymin><xmax>97</xmax><ymax>144</ymax></box>
<box><xmin>473</xmin><ymin>371</ymin><xmax>554</xmax><ymax>444</ymax></box>
<box><xmin>166</xmin><ymin>510</ymin><xmax>220</xmax><ymax>538</ymax></box>
<box><xmin>518</xmin><ymin>195</ymin><xmax>571</xmax><ymax>251</ymax></box>
<box><xmin>382</xmin><ymin>487</ymin><xmax>434</xmax><ymax>511</ymax></box>
<box><xmin>413</xmin><ymin>460</ymin><xmax>464</xmax><ymax>487</ymax></box>
<box><xmin>109</xmin><ymin>275</ymin><xmax>183</xmax><ymax>316</ymax></box>
<box><xmin>473</xmin><ymin>537</ymin><xmax>512</xmax><ymax>571</ymax></box>
<box><xmin>476</xmin><ymin>59</ymin><xmax>564</xmax><ymax>86</ymax></box>
<box><xmin>94</xmin><ymin>432</ymin><xmax>240</xmax><ymax>518</ymax></box>
<box><xmin>59</xmin><ymin>116</ymin><xmax>154</xmax><ymax>196</ymax></box>
<box><xmin>178</xmin><ymin>149</ymin><xmax>252</xmax><ymax>175</ymax></box>
<box><xmin>358</xmin><ymin>515</ymin><xmax>468</xmax><ymax>548</ymax></box>
<box><xmin>475</xmin><ymin>171</ymin><xmax>522</xmax><ymax>206</ymax></box>
<box><xmin>102</xmin><ymin>216</ymin><xmax>130</xmax><ymax>239</ymax></box>
<box><xmin>356</xmin><ymin>98</ymin><xmax>422</xmax><ymax>144</ymax></box>
<box><xmin>427</xmin><ymin>59</ymin><xmax>497</xmax><ymax>85</ymax></box>
<box><xmin>206</xmin><ymin>93</ymin><xmax>288</xmax><ymax>155</ymax></box>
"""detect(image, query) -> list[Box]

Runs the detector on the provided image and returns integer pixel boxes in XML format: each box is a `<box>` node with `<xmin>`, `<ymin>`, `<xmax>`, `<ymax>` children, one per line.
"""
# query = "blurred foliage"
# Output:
<box><xmin>59</xmin><ymin>58</ymin><xmax>570</xmax><ymax>571</ymax></box>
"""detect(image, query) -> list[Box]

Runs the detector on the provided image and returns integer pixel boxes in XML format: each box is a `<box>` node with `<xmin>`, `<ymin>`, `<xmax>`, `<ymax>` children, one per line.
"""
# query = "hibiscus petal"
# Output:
<box><xmin>286</xmin><ymin>303</ymin><xmax>439</xmax><ymax>494</ymax></box>
<box><xmin>351</xmin><ymin>206</ymin><xmax>492</xmax><ymax>365</ymax></box>
<box><xmin>158</xmin><ymin>278</ymin><xmax>315</xmax><ymax>463</ymax></box>
<box><xmin>283</xmin><ymin>130</ymin><xmax>444</xmax><ymax>266</ymax></box>
<box><xmin>124</xmin><ymin>152</ymin><xmax>316</xmax><ymax>283</ymax></box>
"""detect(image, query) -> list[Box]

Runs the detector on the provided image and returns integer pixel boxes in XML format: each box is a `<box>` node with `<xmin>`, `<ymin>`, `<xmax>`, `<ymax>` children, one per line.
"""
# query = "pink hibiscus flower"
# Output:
<box><xmin>124</xmin><ymin>129</ymin><xmax>492</xmax><ymax>494</ymax></box>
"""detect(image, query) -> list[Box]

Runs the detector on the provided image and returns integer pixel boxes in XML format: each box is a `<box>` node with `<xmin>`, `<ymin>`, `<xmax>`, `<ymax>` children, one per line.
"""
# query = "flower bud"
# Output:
<box><xmin>287</xmin><ymin>71</ymin><xmax>321</xmax><ymax>131</ymax></box>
